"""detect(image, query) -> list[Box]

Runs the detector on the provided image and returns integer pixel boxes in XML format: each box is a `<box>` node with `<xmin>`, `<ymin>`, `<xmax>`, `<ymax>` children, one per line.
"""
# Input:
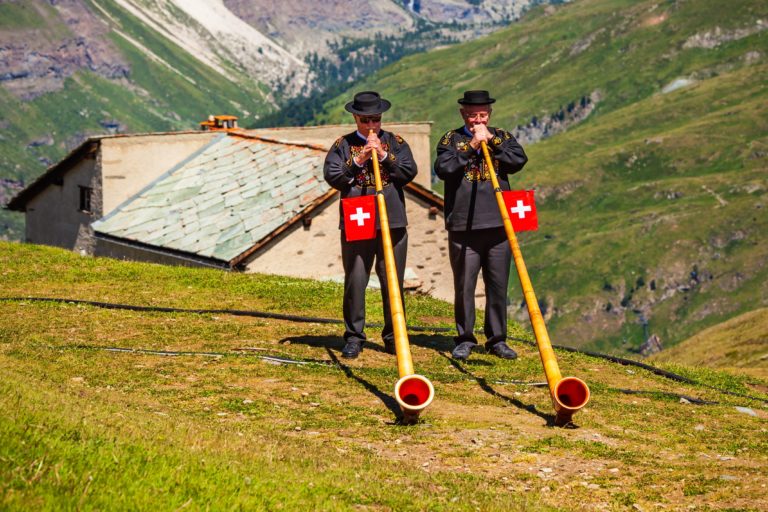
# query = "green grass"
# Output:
<box><xmin>1</xmin><ymin>375</ymin><xmax>547</xmax><ymax>511</ymax></box>
<box><xmin>1</xmin><ymin>241</ymin><xmax>767</xmax><ymax>510</ymax></box>
<box><xmin>0</xmin><ymin>2</ymin><xmax>55</xmax><ymax>30</ymax></box>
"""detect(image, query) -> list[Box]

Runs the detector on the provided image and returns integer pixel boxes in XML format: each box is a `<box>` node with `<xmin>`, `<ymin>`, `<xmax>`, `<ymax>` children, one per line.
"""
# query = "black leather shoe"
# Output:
<box><xmin>341</xmin><ymin>340</ymin><xmax>363</xmax><ymax>359</ymax></box>
<box><xmin>488</xmin><ymin>342</ymin><xmax>518</xmax><ymax>360</ymax></box>
<box><xmin>383</xmin><ymin>341</ymin><xmax>396</xmax><ymax>355</ymax></box>
<box><xmin>451</xmin><ymin>341</ymin><xmax>477</xmax><ymax>360</ymax></box>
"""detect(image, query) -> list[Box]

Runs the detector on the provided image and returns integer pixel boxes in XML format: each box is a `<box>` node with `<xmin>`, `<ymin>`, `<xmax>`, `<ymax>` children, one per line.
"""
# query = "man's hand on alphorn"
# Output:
<box><xmin>469</xmin><ymin>124</ymin><xmax>492</xmax><ymax>150</ymax></box>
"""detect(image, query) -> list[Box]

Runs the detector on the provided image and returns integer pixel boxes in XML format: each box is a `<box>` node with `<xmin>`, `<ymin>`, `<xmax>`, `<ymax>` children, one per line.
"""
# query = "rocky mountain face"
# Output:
<box><xmin>105</xmin><ymin>0</ymin><xmax>308</xmax><ymax>97</ymax></box>
<box><xmin>1</xmin><ymin>0</ymin><xmax>546</xmax><ymax>103</ymax></box>
<box><xmin>223</xmin><ymin>0</ymin><xmax>416</xmax><ymax>57</ymax></box>
<box><xmin>1</xmin><ymin>0</ymin><xmax>305</xmax><ymax>100</ymax></box>
<box><xmin>412</xmin><ymin>0</ymin><xmax>538</xmax><ymax>24</ymax></box>
<box><xmin>0</xmin><ymin>0</ymin><xmax>129</xmax><ymax>100</ymax></box>
<box><xmin>223</xmin><ymin>0</ymin><xmax>541</xmax><ymax>57</ymax></box>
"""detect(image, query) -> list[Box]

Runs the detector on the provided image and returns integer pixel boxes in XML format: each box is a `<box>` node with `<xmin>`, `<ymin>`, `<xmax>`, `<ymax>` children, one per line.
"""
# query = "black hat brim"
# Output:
<box><xmin>458</xmin><ymin>98</ymin><xmax>496</xmax><ymax>105</ymax></box>
<box><xmin>344</xmin><ymin>99</ymin><xmax>392</xmax><ymax>115</ymax></box>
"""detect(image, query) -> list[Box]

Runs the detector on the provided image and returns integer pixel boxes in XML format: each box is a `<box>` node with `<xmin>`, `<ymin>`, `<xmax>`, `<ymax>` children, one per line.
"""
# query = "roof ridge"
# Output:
<box><xmin>226</xmin><ymin>130</ymin><xmax>329</xmax><ymax>152</ymax></box>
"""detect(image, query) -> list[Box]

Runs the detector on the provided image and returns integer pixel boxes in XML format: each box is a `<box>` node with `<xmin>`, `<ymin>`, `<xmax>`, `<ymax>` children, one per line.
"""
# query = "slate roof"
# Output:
<box><xmin>92</xmin><ymin>133</ymin><xmax>329</xmax><ymax>262</ymax></box>
<box><xmin>6</xmin><ymin>130</ymin><xmax>211</xmax><ymax>212</ymax></box>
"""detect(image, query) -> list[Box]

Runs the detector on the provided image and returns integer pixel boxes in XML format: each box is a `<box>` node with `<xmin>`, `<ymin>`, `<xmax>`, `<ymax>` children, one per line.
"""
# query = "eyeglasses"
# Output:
<box><xmin>358</xmin><ymin>116</ymin><xmax>382</xmax><ymax>123</ymax></box>
<box><xmin>464</xmin><ymin>112</ymin><xmax>490</xmax><ymax>121</ymax></box>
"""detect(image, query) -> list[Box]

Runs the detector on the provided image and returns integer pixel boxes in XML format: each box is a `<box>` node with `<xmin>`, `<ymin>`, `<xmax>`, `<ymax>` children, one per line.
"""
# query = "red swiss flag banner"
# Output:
<box><xmin>502</xmin><ymin>190</ymin><xmax>538</xmax><ymax>232</ymax></box>
<box><xmin>342</xmin><ymin>195</ymin><xmax>377</xmax><ymax>241</ymax></box>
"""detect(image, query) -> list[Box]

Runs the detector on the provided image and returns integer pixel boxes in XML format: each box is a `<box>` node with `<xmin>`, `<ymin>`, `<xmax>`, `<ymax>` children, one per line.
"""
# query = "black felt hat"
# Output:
<box><xmin>457</xmin><ymin>90</ymin><xmax>496</xmax><ymax>105</ymax></box>
<box><xmin>344</xmin><ymin>91</ymin><xmax>392</xmax><ymax>115</ymax></box>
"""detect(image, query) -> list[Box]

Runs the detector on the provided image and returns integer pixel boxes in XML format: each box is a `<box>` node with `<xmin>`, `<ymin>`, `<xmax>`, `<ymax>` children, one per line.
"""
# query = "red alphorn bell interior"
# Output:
<box><xmin>397</xmin><ymin>376</ymin><xmax>432</xmax><ymax>406</ymax></box>
<box><xmin>554</xmin><ymin>377</ymin><xmax>590</xmax><ymax>409</ymax></box>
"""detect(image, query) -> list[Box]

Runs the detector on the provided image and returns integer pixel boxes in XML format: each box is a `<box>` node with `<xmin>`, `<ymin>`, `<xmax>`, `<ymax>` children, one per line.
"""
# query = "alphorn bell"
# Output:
<box><xmin>369</xmin><ymin>130</ymin><xmax>434</xmax><ymax>424</ymax></box>
<box><xmin>480</xmin><ymin>140</ymin><xmax>590</xmax><ymax>426</ymax></box>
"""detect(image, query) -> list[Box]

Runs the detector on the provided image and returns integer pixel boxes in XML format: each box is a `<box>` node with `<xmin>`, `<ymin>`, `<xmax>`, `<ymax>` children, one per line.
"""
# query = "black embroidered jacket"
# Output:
<box><xmin>324</xmin><ymin>130</ymin><xmax>417</xmax><ymax>230</ymax></box>
<box><xmin>434</xmin><ymin>126</ymin><xmax>527</xmax><ymax>231</ymax></box>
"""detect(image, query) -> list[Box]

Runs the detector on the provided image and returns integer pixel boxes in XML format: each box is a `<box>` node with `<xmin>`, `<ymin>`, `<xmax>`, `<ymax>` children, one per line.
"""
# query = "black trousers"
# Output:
<box><xmin>340</xmin><ymin>228</ymin><xmax>408</xmax><ymax>345</ymax></box>
<box><xmin>448</xmin><ymin>227</ymin><xmax>511</xmax><ymax>347</ymax></box>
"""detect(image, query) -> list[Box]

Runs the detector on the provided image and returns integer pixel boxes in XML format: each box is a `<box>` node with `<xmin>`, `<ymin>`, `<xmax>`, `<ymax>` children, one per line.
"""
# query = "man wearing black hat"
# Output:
<box><xmin>434</xmin><ymin>90</ymin><xmax>528</xmax><ymax>361</ymax></box>
<box><xmin>324</xmin><ymin>91</ymin><xmax>418</xmax><ymax>359</ymax></box>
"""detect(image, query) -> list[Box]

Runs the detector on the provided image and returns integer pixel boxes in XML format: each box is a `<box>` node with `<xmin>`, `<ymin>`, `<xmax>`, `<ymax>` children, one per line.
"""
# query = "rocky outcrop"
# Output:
<box><xmin>0</xmin><ymin>37</ymin><xmax>130</xmax><ymax>99</ymax></box>
<box><xmin>415</xmin><ymin>0</ymin><xmax>538</xmax><ymax>24</ymax></box>
<box><xmin>639</xmin><ymin>334</ymin><xmax>663</xmax><ymax>357</ymax></box>
<box><xmin>513</xmin><ymin>91</ymin><xmax>602</xmax><ymax>146</ymax></box>
<box><xmin>0</xmin><ymin>178</ymin><xmax>23</xmax><ymax>207</ymax></box>
<box><xmin>683</xmin><ymin>21</ymin><xmax>767</xmax><ymax>49</ymax></box>
<box><xmin>570</xmin><ymin>28</ymin><xmax>606</xmax><ymax>56</ymax></box>
<box><xmin>0</xmin><ymin>0</ymin><xmax>129</xmax><ymax>99</ymax></box>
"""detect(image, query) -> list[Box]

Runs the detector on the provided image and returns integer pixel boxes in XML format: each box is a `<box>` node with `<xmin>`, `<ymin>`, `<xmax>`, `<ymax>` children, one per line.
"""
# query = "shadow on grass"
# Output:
<box><xmin>407</xmin><ymin>333</ymin><xmax>455</xmax><ymax>353</ymax></box>
<box><xmin>325</xmin><ymin>348</ymin><xmax>403</xmax><ymax>424</ymax></box>
<box><xmin>280</xmin><ymin>333</ymin><xmax>456</xmax><ymax>356</ymax></box>
<box><xmin>280</xmin><ymin>334</ymin><xmax>395</xmax><ymax>355</ymax></box>
<box><xmin>279</xmin><ymin>335</ymin><xmax>344</xmax><ymax>351</ymax></box>
<box><xmin>441</xmin><ymin>353</ymin><xmax>565</xmax><ymax>428</ymax></box>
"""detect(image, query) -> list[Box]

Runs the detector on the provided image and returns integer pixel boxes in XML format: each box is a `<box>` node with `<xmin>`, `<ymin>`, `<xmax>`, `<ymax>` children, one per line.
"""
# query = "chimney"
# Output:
<box><xmin>199</xmin><ymin>115</ymin><xmax>239</xmax><ymax>131</ymax></box>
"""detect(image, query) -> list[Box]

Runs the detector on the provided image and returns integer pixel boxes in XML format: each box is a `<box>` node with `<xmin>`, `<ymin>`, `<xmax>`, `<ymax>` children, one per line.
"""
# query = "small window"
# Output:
<box><xmin>79</xmin><ymin>186</ymin><xmax>92</xmax><ymax>213</ymax></box>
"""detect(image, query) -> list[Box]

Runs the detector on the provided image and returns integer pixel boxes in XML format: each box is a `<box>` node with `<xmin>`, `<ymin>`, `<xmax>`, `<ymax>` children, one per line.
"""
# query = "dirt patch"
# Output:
<box><xmin>641</xmin><ymin>12</ymin><xmax>668</xmax><ymax>27</ymax></box>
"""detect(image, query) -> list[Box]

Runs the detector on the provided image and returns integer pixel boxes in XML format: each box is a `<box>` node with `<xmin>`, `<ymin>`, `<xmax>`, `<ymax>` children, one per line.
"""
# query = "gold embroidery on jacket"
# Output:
<box><xmin>463</xmin><ymin>158</ymin><xmax>499</xmax><ymax>182</ymax></box>
<box><xmin>350</xmin><ymin>142</ymin><xmax>392</xmax><ymax>187</ymax></box>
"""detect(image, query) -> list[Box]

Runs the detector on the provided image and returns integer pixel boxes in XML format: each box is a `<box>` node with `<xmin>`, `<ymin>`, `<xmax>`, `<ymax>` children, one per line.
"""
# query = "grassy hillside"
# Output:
<box><xmin>0</xmin><ymin>0</ymin><xmax>273</xmax><ymax>239</ymax></box>
<box><xmin>1</xmin><ymin>241</ymin><xmax>767</xmax><ymax>510</ymax></box>
<box><xmin>316</xmin><ymin>0</ymin><xmax>768</xmax><ymax>353</ymax></box>
<box><xmin>650</xmin><ymin>308</ymin><xmax>768</xmax><ymax>378</ymax></box>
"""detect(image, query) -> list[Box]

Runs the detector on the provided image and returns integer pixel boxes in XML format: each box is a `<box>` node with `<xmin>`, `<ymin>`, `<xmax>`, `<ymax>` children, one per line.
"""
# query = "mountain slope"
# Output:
<box><xmin>318</xmin><ymin>0</ymin><xmax>766</xmax><ymax>139</ymax></box>
<box><xmin>315</xmin><ymin>0</ymin><xmax>768</xmax><ymax>353</ymax></box>
<box><xmin>99</xmin><ymin>0</ymin><xmax>306</xmax><ymax>93</ymax></box>
<box><xmin>0</xmin><ymin>0</ymin><xmax>281</xmax><ymax>239</ymax></box>
<box><xmin>515</xmin><ymin>63</ymin><xmax>767</xmax><ymax>353</ymax></box>
<box><xmin>650</xmin><ymin>308</ymin><xmax>768</xmax><ymax>378</ymax></box>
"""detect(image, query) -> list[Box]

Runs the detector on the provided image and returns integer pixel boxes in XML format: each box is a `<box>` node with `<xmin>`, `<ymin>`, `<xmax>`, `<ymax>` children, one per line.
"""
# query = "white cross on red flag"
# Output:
<box><xmin>342</xmin><ymin>195</ymin><xmax>377</xmax><ymax>241</ymax></box>
<box><xmin>502</xmin><ymin>190</ymin><xmax>538</xmax><ymax>232</ymax></box>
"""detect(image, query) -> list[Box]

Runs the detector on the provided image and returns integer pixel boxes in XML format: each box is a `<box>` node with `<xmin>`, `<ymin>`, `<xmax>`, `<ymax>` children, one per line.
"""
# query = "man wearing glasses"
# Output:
<box><xmin>324</xmin><ymin>91</ymin><xmax>418</xmax><ymax>359</ymax></box>
<box><xmin>434</xmin><ymin>90</ymin><xmax>528</xmax><ymax>361</ymax></box>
